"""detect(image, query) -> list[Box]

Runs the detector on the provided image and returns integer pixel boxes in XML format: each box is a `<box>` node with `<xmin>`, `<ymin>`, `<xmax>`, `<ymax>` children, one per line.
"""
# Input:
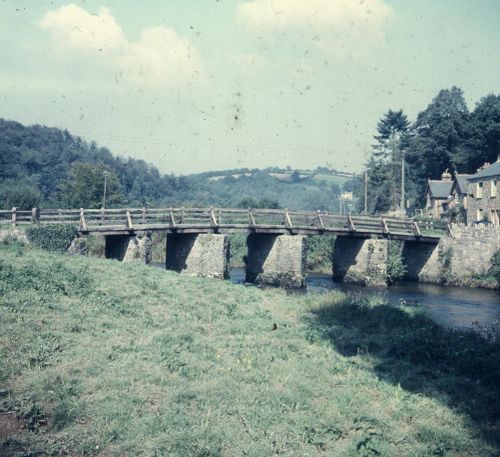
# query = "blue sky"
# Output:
<box><xmin>0</xmin><ymin>0</ymin><xmax>499</xmax><ymax>174</ymax></box>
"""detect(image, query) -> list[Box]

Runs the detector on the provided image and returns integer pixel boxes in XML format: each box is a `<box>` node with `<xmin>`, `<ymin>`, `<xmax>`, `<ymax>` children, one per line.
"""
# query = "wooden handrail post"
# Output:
<box><xmin>126</xmin><ymin>209</ymin><xmax>133</xmax><ymax>229</ymax></box>
<box><xmin>347</xmin><ymin>213</ymin><xmax>355</xmax><ymax>231</ymax></box>
<box><xmin>317</xmin><ymin>210</ymin><xmax>325</xmax><ymax>230</ymax></box>
<box><xmin>249</xmin><ymin>208</ymin><xmax>256</xmax><ymax>227</ymax></box>
<box><xmin>210</xmin><ymin>208</ymin><xmax>218</xmax><ymax>229</ymax></box>
<box><xmin>414</xmin><ymin>220</ymin><xmax>422</xmax><ymax>237</ymax></box>
<box><xmin>142</xmin><ymin>207</ymin><xmax>147</xmax><ymax>223</ymax></box>
<box><xmin>31</xmin><ymin>207</ymin><xmax>40</xmax><ymax>224</ymax></box>
<box><xmin>11</xmin><ymin>207</ymin><xmax>17</xmax><ymax>227</ymax></box>
<box><xmin>284</xmin><ymin>208</ymin><xmax>293</xmax><ymax>228</ymax></box>
<box><xmin>169</xmin><ymin>210</ymin><xmax>176</xmax><ymax>227</ymax></box>
<box><xmin>381</xmin><ymin>218</ymin><xmax>389</xmax><ymax>234</ymax></box>
<box><xmin>80</xmin><ymin>208</ymin><xmax>88</xmax><ymax>231</ymax></box>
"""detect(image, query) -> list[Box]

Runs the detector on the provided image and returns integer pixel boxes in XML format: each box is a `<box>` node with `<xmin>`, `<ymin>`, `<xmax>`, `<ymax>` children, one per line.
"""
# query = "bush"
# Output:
<box><xmin>0</xmin><ymin>180</ymin><xmax>42</xmax><ymax>210</ymax></box>
<box><xmin>26</xmin><ymin>225</ymin><xmax>78</xmax><ymax>252</ymax></box>
<box><xmin>386</xmin><ymin>240</ymin><xmax>407</xmax><ymax>283</ymax></box>
<box><xmin>489</xmin><ymin>250</ymin><xmax>500</xmax><ymax>284</ymax></box>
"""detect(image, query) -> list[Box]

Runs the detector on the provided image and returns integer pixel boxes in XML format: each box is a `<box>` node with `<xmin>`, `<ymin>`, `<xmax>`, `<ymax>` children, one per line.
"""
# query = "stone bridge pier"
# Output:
<box><xmin>245</xmin><ymin>234</ymin><xmax>306</xmax><ymax>289</ymax></box>
<box><xmin>165</xmin><ymin>233</ymin><xmax>229</xmax><ymax>279</ymax></box>
<box><xmin>332</xmin><ymin>236</ymin><xmax>389</xmax><ymax>286</ymax></box>
<box><xmin>104</xmin><ymin>232</ymin><xmax>152</xmax><ymax>264</ymax></box>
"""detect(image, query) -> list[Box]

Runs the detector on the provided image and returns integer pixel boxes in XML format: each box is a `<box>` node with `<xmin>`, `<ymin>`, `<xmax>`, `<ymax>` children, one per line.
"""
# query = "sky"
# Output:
<box><xmin>0</xmin><ymin>0</ymin><xmax>499</xmax><ymax>175</ymax></box>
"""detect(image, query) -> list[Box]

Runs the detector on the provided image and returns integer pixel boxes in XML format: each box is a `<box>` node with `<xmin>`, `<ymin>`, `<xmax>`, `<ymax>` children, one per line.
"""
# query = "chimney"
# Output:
<box><xmin>441</xmin><ymin>169</ymin><xmax>451</xmax><ymax>181</ymax></box>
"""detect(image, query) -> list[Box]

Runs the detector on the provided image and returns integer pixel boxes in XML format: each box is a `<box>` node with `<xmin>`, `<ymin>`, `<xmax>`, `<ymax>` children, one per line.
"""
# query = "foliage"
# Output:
<box><xmin>365</xmin><ymin>110</ymin><xmax>410</xmax><ymax>214</ymax></box>
<box><xmin>0</xmin><ymin>179</ymin><xmax>42</xmax><ymax>210</ymax></box>
<box><xmin>59</xmin><ymin>162</ymin><xmax>123</xmax><ymax>209</ymax></box>
<box><xmin>228</xmin><ymin>233</ymin><xmax>247</xmax><ymax>267</ymax></box>
<box><xmin>488</xmin><ymin>250</ymin><xmax>500</xmax><ymax>284</ymax></box>
<box><xmin>0</xmin><ymin>119</ymin><xmax>186</xmax><ymax>208</ymax></box>
<box><xmin>306</xmin><ymin>235</ymin><xmax>335</xmax><ymax>272</ymax></box>
<box><xmin>25</xmin><ymin>224</ymin><xmax>78</xmax><ymax>252</ymax></box>
<box><xmin>0</xmin><ymin>245</ymin><xmax>499</xmax><ymax>455</ymax></box>
<box><xmin>386</xmin><ymin>241</ymin><xmax>407</xmax><ymax>283</ymax></box>
<box><xmin>237</xmin><ymin>197</ymin><xmax>280</xmax><ymax>209</ymax></box>
<box><xmin>361</xmin><ymin>88</ymin><xmax>500</xmax><ymax>212</ymax></box>
<box><xmin>438</xmin><ymin>245</ymin><xmax>453</xmax><ymax>284</ymax></box>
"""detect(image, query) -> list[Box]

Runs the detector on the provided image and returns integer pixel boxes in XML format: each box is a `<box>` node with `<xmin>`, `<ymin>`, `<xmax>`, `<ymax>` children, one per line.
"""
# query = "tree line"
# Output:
<box><xmin>0</xmin><ymin>119</ymin><xmax>342</xmax><ymax>211</ymax></box>
<box><xmin>363</xmin><ymin>88</ymin><xmax>500</xmax><ymax>214</ymax></box>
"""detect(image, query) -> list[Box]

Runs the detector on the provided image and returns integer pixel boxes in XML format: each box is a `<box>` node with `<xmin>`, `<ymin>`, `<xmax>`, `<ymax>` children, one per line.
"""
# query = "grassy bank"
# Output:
<box><xmin>1</xmin><ymin>242</ymin><xmax>499</xmax><ymax>456</ymax></box>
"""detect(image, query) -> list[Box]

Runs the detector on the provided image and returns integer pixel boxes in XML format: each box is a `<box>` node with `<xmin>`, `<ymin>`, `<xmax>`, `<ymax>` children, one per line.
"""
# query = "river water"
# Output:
<box><xmin>152</xmin><ymin>264</ymin><xmax>499</xmax><ymax>331</ymax></box>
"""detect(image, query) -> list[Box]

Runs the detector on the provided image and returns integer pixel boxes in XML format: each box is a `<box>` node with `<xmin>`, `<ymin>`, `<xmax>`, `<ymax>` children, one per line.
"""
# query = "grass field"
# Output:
<box><xmin>309</xmin><ymin>173</ymin><xmax>352</xmax><ymax>188</ymax></box>
<box><xmin>1</xmin><ymin>242</ymin><xmax>499</xmax><ymax>456</ymax></box>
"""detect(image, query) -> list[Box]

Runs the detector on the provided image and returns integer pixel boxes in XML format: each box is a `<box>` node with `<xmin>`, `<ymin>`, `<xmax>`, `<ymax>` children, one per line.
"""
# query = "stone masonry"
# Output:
<box><xmin>166</xmin><ymin>233</ymin><xmax>229</xmax><ymax>279</ymax></box>
<box><xmin>245</xmin><ymin>234</ymin><xmax>306</xmax><ymax>288</ymax></box>
<box><xmin>104</xmin><ymin>233</ymin><xmax>152</xmax><ymax>264</ymax></box>
<box><xmin>404</xmin><ymin>224</ymin><xmax>500</xmax><ymax>284</ymax></box>
<box><xmin>332</xmin><ymin>237</ymin><xmax>389</xmax><ymax>286</ymax></box>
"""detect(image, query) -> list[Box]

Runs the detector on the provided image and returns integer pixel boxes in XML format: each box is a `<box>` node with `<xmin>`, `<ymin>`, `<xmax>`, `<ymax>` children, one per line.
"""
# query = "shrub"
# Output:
<box><xmin>489</xmin><ymin>250</ymin><xmax>500</xmax><ymax>284</ymax></box>
<box><xmin>0</xmin><ymin>180</ymin><xmax>42</xmax><ymax>210</ymax></box>
<box><xmin>26</xmin><ymin>225</ymin><xmax>78</xmax><ymax>252</ymax></box>
<box><xmin>386</xmin><ymin>240</ymin><xmax>406</xmax><ymax>283</ymax></box>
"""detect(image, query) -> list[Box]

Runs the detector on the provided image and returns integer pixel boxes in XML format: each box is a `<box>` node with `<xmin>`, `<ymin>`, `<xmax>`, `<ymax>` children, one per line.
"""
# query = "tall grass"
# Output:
<box><xmin>0</xmin><ymin>242</ymin><xmax>499</xmax><ymax>456</ymax></box>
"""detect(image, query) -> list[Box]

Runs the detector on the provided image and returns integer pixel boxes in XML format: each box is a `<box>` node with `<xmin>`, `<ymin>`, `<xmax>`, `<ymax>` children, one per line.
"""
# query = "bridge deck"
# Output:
<box><xmin>0</xmin><ymin>207</ymin><xmax>443</xmax><ymax>242</ymax></box>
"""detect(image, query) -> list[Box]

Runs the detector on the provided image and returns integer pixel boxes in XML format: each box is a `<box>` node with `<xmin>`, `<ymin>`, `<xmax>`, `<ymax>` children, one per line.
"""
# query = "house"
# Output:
<box><xmin>449</xmin><ymin>173</ymin><xmax>472</xmax><ymax>222</ymax></box>
<box><xmin>466</xmin><ymin>159</ymin><xmax>500</xmax><ymax>226</ymax></box>
<box><xmin>424</xmin><ymin>170</ymin><xmax>453</xmax><ymax>219</ymax></box>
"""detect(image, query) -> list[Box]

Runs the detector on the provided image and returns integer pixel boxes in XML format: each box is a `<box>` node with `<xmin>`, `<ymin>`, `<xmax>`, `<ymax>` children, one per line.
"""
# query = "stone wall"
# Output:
<box><xmin>166</xmin><ymin>233</ymin><xmax>229</xmax><ymax>279</ymax></box>
<box><xmin>403</xmin><ymin>224</ymin><xmax>500</xmax><ymax>286</ymax></box>
<box><xmin>332</xmin><ymin>237</ymin><xmax>388</xmax><ymax>286</ymax></box>
<box><xmin>246</xmin><ymin>234</ymin><xmax>306</xmax><ymax>288</ymax></box>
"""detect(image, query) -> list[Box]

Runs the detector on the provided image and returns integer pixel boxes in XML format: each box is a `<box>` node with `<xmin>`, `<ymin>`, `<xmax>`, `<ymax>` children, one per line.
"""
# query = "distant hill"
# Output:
<box><xmin>0</xmin><ymin>118</ymin><xmax>187</xmax><ymax>208</ymax></box>
<box><xmin>0</xmin><ymin>118</ymin><xmax>358</xmax><ymax>212</ymax></box>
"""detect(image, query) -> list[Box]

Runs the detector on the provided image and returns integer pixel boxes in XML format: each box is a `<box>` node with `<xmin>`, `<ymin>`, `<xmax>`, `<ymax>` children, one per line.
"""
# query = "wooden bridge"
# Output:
<box><xmin>0</xmin><ymin>207</ymin><xmax>441</xmax><ymax>242</ymax></box>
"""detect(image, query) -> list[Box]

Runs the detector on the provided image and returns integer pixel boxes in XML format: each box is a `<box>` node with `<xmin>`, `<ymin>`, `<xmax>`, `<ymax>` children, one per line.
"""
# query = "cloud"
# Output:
<box><xmin>39</xmin><ymin>4</ymin><xmax>203</xmax><ymax>86</ymax></box>
<box><xmin>230</xmin><ymin>52</ymin><xmax>268</xmax><ymax>73</ymax></box>
<box><xmin>237</xmin><ymin>0</ymin><xmax>393</xmax><ymax>53</ymax></box>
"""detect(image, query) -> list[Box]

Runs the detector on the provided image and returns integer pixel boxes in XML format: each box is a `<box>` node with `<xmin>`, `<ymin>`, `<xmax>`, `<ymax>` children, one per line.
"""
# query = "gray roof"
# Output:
<box><xmin>469</xmin><ymin>160</ymin><xmax>500</xmax><ymax>180</ymax></box>
<box><xmin>451</xmin><ymin>174</ymin><xmax>472</xmax><ymax>194</ymax></box>
<box><xmin>427</xmin><ymin>180</ymin><xmax>452</xmax><ymax>199</ymax></box>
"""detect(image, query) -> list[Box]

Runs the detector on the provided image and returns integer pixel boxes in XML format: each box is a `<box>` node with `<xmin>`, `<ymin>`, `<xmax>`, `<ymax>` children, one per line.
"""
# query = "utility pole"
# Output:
<box><xmin>364</xmin><ymin>172</ymin><xmax>368</xmax><ymax>215</ymax></box>
<box><xmin>103</xmin><ymin>170</ymin><xmax>109</xmax><ymax>209</ymax></box>
<box><xmin>400</xmin><ymin>150</ymin><xmax>405</xmax><ymax>214</ymax></box>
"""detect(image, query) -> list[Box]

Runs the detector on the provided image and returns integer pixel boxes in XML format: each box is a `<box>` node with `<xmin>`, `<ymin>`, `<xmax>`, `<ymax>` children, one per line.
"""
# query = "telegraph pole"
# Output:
<box><xmin>400</xmin><ymin>150</ymin><xmax>405</xmax><ymax>214</ymax></box>
<box><xmin>103</xmin><ymin>171</ymin><xmax>109</xmax><ymax>209</ymax></box>
<box><xmin>364</xmin><ymin>172</ymin><xmax>368</xmax><ymax>215</ymax></box>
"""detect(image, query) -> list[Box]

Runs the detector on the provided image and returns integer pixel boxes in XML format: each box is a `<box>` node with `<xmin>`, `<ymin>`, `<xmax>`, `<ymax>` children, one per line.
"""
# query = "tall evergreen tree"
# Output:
<box><xmin>365</xmin><ymin>109</ymin><xmax>410</xmax><ymax>214</ymax></box>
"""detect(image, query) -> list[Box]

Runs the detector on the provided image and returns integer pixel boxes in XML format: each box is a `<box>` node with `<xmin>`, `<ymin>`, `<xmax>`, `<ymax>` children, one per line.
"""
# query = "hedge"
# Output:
<box><xmin>25</xmin><ymin>224</ymin><xmax>78</xmax><ymax>252</ymax></box>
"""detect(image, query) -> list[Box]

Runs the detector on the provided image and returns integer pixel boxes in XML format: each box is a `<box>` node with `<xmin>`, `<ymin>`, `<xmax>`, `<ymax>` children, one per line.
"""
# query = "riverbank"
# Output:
<box><xmin>1</xmin><ymin>242</ymin><xmax>499</xmax><ymax>456</ymax></box>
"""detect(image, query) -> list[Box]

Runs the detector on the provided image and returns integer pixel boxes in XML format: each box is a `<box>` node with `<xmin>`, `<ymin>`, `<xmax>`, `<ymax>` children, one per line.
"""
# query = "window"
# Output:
<box><xmin>492</xmin><ymin>180</ymin><xmax>497</xmax><ymax>197</ymax></box>
<box><xmin>476</xmin><ymin>182</ymin><xmax>483</xmax><ymax>199</ymax></box>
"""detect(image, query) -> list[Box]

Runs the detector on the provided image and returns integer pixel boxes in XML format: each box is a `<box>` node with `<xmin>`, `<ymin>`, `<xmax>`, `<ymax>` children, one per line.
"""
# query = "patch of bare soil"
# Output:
<box><xmin>0</xmin><ymin>413</ymin><xmax>27</xmax><ymax>456</ymax></box>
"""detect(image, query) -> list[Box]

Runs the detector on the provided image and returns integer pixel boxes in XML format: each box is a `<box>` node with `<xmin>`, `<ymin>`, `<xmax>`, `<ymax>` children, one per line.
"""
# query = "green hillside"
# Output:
<box><xmin>0</xmin><ymin>119</ymin><xmax>356</xmax><ymax>212</ymax></box>
<box><xmin>1</xmin><ymin>242</ymin><xmax>499</xmax><ymax>456</ymax></box>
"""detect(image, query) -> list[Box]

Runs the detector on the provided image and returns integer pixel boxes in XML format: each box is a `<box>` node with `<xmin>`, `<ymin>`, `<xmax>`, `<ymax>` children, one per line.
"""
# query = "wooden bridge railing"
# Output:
<box><xmin>0</xmin><ymin>207</ymin><xmax>442</xmax><ymax>239</ymax></box>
